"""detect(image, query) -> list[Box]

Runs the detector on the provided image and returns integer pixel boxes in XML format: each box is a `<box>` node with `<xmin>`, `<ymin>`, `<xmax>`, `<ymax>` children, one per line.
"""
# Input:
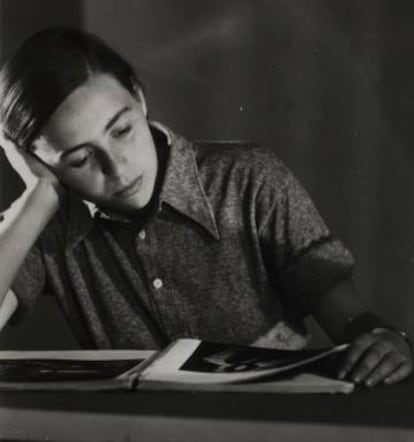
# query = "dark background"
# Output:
<box><xmin>1</xmin><ymin>0</ymin><xmax>414</xmax><ymax>349</ymax></box>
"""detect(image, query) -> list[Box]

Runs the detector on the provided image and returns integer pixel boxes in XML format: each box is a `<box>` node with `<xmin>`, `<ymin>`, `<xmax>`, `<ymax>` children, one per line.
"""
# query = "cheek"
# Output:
<box><xmin>129</xmin><ymin>136</ymin><xmax>157</xmax><ymax>172</ymax></box>
<box><xmin>139</xmin><ymin>149</ymin><xmax>157</xmax><ymax>183</ymax></box>
<box><xmin>58</xmin><ymin>170</ymin><xmax>104</xmax><ymax>197</ymax></box>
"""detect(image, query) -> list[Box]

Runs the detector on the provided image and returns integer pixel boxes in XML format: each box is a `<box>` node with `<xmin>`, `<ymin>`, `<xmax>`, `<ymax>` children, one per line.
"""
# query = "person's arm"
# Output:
<box><xmin>0</xmin><ymin>290</ymin><xmax>18</xmax><ymax>332</ymax></box>
<box><xmin>0</xmin><ymin>141</ymin><xmax>60</xmax><ymax>326</ymax></box>
<box><xmin>311</xmin><ymin>279</ymin><xmax>413</xmax><ymax>386</ymax></box>
<box><xmin>256</xmin><ymin>153</ymin><xmax>412</xmax><ymax>387</ymax></box>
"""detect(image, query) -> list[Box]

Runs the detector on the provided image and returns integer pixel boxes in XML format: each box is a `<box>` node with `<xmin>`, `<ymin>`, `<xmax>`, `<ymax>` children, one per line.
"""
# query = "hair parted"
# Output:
<box><xmin>0</xmin><ymin>27</ymin><xmax>143</xmax><ymax>150</ymax></box>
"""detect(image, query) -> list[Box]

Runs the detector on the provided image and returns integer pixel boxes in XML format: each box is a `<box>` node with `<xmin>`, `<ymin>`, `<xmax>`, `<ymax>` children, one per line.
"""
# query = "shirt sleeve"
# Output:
<box><xmin>9</xmin><ymin>241</ymin><xmax>46</xmax><ymax>325</ymax></box>
<box><xmin>258</xmin><ymin>158</ymin><xmax>354</xmax><ymax>313</ymax></box>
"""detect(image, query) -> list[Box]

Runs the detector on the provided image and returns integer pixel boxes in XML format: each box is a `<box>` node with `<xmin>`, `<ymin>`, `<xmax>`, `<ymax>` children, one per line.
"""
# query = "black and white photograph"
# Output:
<box><xmin>0</xmin><ymin>0</ymin><xmax>413</xmax><ymax>440</ymax></box>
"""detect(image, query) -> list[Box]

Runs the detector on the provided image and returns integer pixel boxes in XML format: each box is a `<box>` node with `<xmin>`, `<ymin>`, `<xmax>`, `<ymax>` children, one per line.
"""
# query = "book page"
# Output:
<box><xmin>139</xmin><ymin>339</ymin><xmax>350</xmax><ymax>385</ymax></box>
<box><xmin>0</xmin><ymin>349</ymin><xmax>155</xmax><ymax>390</ymax></box>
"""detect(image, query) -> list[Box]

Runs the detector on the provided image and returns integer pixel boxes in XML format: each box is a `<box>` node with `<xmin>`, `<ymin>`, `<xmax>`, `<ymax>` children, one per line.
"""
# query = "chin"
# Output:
<box><xmin>124</xmin><ymin>193</ymin><xmax>152</xmax><ymax>211</ymax></box>
<box><xmin>103</xmin><ymin>183</ymin><xmax>154</xmax><ymax>212</ymax></box>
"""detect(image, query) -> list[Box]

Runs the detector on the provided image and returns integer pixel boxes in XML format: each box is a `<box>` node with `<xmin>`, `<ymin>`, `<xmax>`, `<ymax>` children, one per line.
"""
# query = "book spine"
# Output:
<box><xmin>134</xmin><ymin>340</ymin><xmax>182</xmax><ymax>389</ymax></box>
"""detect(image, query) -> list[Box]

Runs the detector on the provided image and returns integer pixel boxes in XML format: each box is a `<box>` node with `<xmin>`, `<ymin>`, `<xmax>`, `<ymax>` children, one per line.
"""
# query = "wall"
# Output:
<box><xmin>1</xmin><ymin>0</ymin><xmax>414</xmax><ymax>348</ymax></box>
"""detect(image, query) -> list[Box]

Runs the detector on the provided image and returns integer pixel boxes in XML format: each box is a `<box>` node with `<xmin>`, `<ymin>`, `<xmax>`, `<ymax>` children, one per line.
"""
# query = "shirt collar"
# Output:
<box><xmin>66</xmin><ymin>122</ymin><xmax>219</xmax><ymax>249</ymax></box>
<box><xmin>159</xmin><ymin>129</ymin><xmax>220</xmax><ymax>240</ymax></box>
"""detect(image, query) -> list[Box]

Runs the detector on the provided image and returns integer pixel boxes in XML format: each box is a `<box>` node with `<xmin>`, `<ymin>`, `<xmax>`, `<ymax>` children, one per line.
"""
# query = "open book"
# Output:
<box><xmin>0</xmin><ymin>339</ymin><xmax>354</xmax><ymax>394</ymax></box>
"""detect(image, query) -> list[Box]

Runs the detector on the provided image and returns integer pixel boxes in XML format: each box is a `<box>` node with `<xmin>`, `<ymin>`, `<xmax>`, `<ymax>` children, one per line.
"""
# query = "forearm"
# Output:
<box><xmin>0</xmin><ymin>290</ymin><xmax>18</xmax><ymax>331</ymax></box>
<box><xmin>311</xmin><ymin>279</ymin><xmax>370</xmax><ymax>343</ymax></box>
<box><xmin>0</xmin><ymin>179</ymin><xmax>58</xmax><ymax>304</ymax></box>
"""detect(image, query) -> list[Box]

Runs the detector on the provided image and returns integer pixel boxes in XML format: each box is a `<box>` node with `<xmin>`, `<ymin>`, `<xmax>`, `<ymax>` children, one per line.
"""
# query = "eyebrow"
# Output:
<box><xmin>104</xmin><ymin>106</ymin><xmax>131</xmax><ymax>132</ymax></box>
<box><xmin>60</xmin><ymin>106</ymin><xmax>132</xmax><ymax>161</ymax></box>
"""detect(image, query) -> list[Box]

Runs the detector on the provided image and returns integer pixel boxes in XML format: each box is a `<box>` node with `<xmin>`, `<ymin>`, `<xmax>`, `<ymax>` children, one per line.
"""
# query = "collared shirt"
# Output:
<box><xmin>11</xmin><ymin>124</ymin><xmax>354</xmax><ymax>350</ymax></box>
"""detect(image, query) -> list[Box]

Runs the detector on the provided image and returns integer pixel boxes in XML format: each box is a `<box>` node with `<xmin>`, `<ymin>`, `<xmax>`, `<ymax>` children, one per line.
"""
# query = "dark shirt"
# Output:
<box><xmin>11</xmin><ymin>123</ymin><xmax>354</xmax><ymax>350</ymax></box>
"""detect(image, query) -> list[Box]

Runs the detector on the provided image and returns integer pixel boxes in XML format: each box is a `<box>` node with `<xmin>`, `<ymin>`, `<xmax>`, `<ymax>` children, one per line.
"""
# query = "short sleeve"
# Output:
<box><xmin>259</xmin><ymin>161</ymin><xmax>354</xmax><ymax>313</ymax></box>
<box><xmin>9</xmin><ymin>242</ymin><xmax>46</xmax><ymax>325</ymax></box>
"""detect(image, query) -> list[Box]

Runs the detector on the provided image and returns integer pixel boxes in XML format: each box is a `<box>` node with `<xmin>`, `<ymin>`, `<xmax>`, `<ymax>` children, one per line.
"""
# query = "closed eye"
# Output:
<box><xmin>69</xmin><ymin>152</ymin><xmax>92</xmax><ymax>168</ymax></box>
<box><xmin>111</xmin><ymin>124</ymin><xmax>132</xmax><ymax>139</ymax></box>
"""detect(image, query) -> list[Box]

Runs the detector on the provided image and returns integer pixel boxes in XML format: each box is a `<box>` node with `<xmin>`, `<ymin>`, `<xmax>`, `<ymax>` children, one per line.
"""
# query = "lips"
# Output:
<box><xmin>114</xmin><ymin>175</ymin><xmax>143</xmax><ymax>198</ymax></box>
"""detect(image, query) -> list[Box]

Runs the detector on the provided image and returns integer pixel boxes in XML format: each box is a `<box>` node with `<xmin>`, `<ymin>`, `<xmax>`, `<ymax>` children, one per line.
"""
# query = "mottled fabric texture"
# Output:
<box><xmin>11</xmin><ymin>124</ymin><xmax>354</xmax><ymax>350</ymax></box>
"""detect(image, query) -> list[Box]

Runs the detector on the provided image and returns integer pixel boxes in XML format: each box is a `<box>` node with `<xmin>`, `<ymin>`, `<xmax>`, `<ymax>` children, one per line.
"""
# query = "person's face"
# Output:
<box><xmin>33</xmin><ymin>73</ymin><xmax>158</xmax><ymax>213</ymax></box>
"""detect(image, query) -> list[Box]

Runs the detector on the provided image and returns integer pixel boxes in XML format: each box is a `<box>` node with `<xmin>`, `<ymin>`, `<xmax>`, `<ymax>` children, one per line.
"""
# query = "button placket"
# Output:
<box><xmin>134</xmin><ymin>228</ymin><xmax>164</xmax><ymax>292</ymax></box>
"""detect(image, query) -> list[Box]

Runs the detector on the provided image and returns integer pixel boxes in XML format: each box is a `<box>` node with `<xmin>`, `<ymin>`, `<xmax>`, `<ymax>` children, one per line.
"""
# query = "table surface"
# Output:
<box><xmin>1</xmin><ymin>375</ymin><xmax>413</xmax><ymax>442</ymax></box>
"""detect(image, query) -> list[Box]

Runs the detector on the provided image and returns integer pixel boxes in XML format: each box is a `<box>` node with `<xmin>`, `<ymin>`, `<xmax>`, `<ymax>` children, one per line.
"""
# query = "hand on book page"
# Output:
<box><xmin>137</xmin><ymin>339</ymin><xmax>355</xmax><ymax>393</ymax></box>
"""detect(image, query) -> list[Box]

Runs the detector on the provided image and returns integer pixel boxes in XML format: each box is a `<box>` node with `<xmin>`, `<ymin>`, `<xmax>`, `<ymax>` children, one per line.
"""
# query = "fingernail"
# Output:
<box><xmin>353</xmin><ymin>375</ymin><xmax>361</xmax><ymax>383</ymax></box>
<box><xmin>366</xmin><ymin>379</ymin><xmax>374</xmax><ymax>387</ymax></box>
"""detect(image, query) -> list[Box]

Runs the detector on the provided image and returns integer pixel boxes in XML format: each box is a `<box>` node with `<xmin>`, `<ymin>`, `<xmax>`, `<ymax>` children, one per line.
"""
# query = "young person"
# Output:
<box><xmin>0</xmin><ymin>28</ymin><xmax>411</xmax><ymax>387</ymax></box>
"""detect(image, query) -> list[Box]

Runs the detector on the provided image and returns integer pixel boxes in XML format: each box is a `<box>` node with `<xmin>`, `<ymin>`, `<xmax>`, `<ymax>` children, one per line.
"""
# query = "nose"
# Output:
<box><xmin>100</xmin><ymin>147</ymin><xmax>126</xmax><ymax>179</ymax></box>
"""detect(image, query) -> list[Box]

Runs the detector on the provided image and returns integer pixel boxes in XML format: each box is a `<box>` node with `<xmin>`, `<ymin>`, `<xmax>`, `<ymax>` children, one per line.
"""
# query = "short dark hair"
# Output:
<box><xmin>0</xmin><ymin>27</ymin><xmax>143</xmax><ymax>150</ymax></box>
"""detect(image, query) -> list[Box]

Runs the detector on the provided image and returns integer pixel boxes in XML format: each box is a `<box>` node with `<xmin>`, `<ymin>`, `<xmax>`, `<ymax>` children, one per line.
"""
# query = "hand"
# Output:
<box><xmin>338</xmin><ymin>329</ymin><xmax>413</xmax><ymax>387</ymax></box>
<box><xmin>1</xmin><ymin>138</ymin><xmax>61</xmax><ymax>201</ymax></box>
<box><xmin>1</xmin><ymin>137</ymin><xmax>57</xmax><ymax>186</ymax></box>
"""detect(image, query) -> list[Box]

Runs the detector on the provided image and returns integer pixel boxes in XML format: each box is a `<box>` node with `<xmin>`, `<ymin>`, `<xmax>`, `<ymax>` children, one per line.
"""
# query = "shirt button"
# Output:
<box><xmin>138</xmin><ymin>230</ymin><xmax>146</xmax><ymax>240</ymax></box>
<box><xmin>153</xmin><ymin>278</ymin><xmax>163</xmax><ymax>289</ymax></box>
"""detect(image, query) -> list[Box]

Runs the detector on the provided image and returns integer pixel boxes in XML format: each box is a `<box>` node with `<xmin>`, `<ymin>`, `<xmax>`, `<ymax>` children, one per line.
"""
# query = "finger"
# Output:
<box><xmin>364</xmin><ymin>352</ymin><xmax>402</xmax><ymax>387</ymax></box>
<box><xmin>0</xmin><ymin>140</ymin><xmax>37</xmax><ymax>187</ymax></box>
<box><xmin>384</xmin><ymin>361</ymin><xmax>413</xmax><ymax>385</ymax></box>
<box><xmin>349</xmin><ymin>344</ymin><xmax>391</xmax><ymax>384</ymax></box>
<box><xmin>338</xmin><ymin>334</ymin><xmax>376</xmax><ymax>379</ymax></box>
<box><xmin>1</xmin><ymin>141</ymin><xmax>26</xmax><ymax>170</ymax></box>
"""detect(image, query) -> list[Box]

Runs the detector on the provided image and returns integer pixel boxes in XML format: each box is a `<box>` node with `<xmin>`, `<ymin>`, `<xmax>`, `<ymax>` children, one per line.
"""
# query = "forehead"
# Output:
<box><xmin>35</xmin><ymin>74</ymin><xmax>135</xmax><ymax>154</ymax></box>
